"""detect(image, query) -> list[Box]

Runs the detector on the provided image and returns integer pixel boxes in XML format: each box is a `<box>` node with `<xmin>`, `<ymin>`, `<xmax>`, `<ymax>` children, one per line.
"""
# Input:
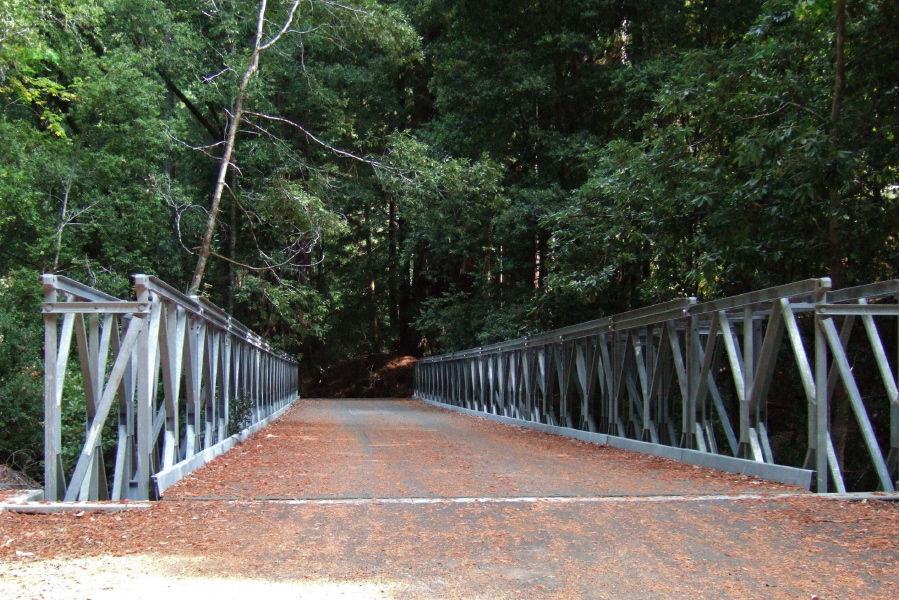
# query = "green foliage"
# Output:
<box><xmin>228</xmin><ymin>390</ymin><xmax>255</xmax><ymax>436</ymax></box>
<box><xmin>0</xmin><ymin>269</ymin><xmax>44</xmax><ymax>478</ymax></box>
<box><xmin>1</xmin><ymin>0</ymin><xmax>898</xmax><ymax>483</ymax></box>
<box><xmin>0</xmin><ymin>0</ymin><xmax>97</xmax><ymax>137</ymax></box>
<box><xmin>548</xmin><ymin>0</ymin><xmax>899</xmax><ymax>305</ymax></box>
<box><xmin>235</xmin><ymin>273</ymin><xmax>332</xmax><ymax>343</ymax></box>
<box><xmin>381</xmin><ymin>133</ymin><xmax>506</xmax><ymax>261</ymax></box>
<box><xmin>413</xmin><ymin>291</ymin><xmax>540</xmax><ymax>351</ymax></box>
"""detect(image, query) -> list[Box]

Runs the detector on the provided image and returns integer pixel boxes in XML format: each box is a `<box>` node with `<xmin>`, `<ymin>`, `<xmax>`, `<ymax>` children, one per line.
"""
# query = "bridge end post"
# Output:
<box><xmin>132</xmin><ymin>275</ymin><xmax>156</xmax><ymax>501</ymax></box>
<box><xmin>41</xmin><ymin>275</ymin><xmax>64</xmax><ymax>501</ymax></box>
<box><xmin>814</xmin><ymin>278</ymin><xmax>831</xmax><ymax>493</ymax></box>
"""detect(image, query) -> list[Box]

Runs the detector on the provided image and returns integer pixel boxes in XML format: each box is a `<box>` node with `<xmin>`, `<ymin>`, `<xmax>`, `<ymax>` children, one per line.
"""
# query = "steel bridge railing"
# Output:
<box><xmin>42</xmin><ymin>274</ymin><xmax>299</xmax><ymax>501</ymax></box>
<box><xmin>415</xmin><ymin>278</ymin><xmax>899</xmax><ymax>493</ymax></box>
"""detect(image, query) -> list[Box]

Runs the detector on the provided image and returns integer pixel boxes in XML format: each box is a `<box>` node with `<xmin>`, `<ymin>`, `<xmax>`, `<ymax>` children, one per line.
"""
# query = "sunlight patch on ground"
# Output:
<box><xmin>0</xmin><ymin>555</ymin><xmax>405</xmax><ymax>600</ymax></box>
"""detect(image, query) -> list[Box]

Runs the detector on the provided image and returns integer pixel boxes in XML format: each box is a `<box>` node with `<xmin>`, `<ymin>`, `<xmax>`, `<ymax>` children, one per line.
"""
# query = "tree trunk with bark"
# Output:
<box><xmin>188</xmin><ymin>0</ymin><xmax>302</xmax><ymax>294</ymax></box>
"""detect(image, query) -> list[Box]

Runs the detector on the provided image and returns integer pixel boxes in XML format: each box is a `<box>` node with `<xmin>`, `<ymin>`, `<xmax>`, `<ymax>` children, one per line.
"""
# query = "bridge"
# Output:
<box><xmin>1</xmin><ymin>275</ymin><xmax>896</xmax><ymax>597</ymax></box>
<box><xmin>418</xmin><ymin>278</ymin><xmax>899</xmax><ymax>494</ymax></box>
<box><xmin>37</xmin><ymin>275</ymin><xmax>899</xmax><ymax>500</ymax></box>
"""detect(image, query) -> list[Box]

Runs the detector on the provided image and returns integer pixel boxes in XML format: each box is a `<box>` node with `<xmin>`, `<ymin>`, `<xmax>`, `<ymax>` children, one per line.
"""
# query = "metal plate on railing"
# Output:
<box><xmin>42</xmin><ymin>301</ymin><xmax>150</xmax><ymax>316</ymax></box>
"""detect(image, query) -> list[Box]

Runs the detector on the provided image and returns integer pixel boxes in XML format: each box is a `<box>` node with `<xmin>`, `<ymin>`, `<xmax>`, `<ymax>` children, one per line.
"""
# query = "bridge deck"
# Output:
<box><xmin>166</xmin><ymin>398</ymin><xmax>799</xmax><ymax>500</ymax></box>
<box><xmin>2</xmin><ymin>399</ymin><xmax>898</xmax><ymax>599</ymax></box>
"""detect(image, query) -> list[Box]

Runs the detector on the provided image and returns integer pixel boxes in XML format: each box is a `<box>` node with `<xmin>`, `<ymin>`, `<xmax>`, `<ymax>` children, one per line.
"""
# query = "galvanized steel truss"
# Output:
<box><xmin>42</xmin><ymin>274</ymin><xmax>299</xmax><ymax>501</ymax></box>
<box><xmin>415</xmin><ymin>279</ymin><xmax>899</xmax><ymax>493</ymax></box>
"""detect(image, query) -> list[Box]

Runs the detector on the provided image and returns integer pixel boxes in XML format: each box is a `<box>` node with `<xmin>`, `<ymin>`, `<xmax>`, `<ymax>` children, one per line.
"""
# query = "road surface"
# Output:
<box><xmin>1</xmin><ymin>398</ymin><xmax>896</xmax><ymax>599</ymax></box>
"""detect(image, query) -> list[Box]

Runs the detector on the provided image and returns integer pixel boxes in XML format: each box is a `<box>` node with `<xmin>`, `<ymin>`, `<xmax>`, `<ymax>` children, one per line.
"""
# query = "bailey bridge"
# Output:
<box><xmin>3</xmin><ymin>274</ymin><xmax>896</xmax><ymax>598</ymax></box>
<box><xmin>39</xmin><ymin>275</ymin><xmax>899</xmax><ymax>501</ymax></box>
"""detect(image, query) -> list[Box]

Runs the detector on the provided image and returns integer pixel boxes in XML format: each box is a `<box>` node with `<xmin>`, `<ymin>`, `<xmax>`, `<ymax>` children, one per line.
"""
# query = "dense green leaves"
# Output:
<box><xmin>1</xmin><ymin>0</ymin><xmax>898</xmax><ymax>477</ymax></box>
<box><xmin>548</xmin><ymin>0</ymin><xmax>899</xmax><ymax>304</ymax></box>
<box><xmin>0</xmin><ymin>269</ymin><xmax>44</xmax><ymax>473</ymax></box>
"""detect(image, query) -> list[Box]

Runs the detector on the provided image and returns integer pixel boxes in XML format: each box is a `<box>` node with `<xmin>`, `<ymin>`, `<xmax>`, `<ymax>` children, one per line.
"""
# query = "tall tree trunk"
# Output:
<box><xmin>364</xmin><ymin>203</ymin><xmax>380</xmax><ymax>353</ymax></box>
<box><xmin>188</xmin><ymin>56</ymin><xmax>256</xmax><ymax>294</ymax></box>
<box><xmin>828</xmin><ymin>0</ymin><xmax>852</xmax><ymax>483</ymax></box>
<box><xmin>388</xmin><ymin>195</ymin><xmax>399</xmax><ymax>341</ymax></box>
<box><xmin>398</xmin><ymin>265</ymin><xmax>416</xmax><ymax>354</ymax></box>
<box><xmin>188</xmin><ymin>0</ymin><xmax>301</xmax><ymax>294</ymax></box>
<box><xmin>828</xmin><ymin>0</ymin><xmax>847</xmax><ymax>291</ymax></box>
<box><xmin>227</xmin><ymin>176</ymin><xmax>237</xmax><ymax>315</ymax></box>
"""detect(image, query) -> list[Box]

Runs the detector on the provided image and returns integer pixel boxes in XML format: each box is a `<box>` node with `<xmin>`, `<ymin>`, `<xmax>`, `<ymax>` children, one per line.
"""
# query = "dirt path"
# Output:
<box><xmin>1</xmin><ymin>398</ymin><xmax>897</xmax><ymax>599</ymax></box>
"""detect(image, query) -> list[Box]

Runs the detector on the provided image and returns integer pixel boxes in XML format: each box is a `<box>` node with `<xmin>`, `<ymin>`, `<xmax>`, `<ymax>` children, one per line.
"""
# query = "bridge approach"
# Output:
<box><xmin>3</xmin><ymin>398</ymin><xmax>898</xmax><ymax>599</ymax></box>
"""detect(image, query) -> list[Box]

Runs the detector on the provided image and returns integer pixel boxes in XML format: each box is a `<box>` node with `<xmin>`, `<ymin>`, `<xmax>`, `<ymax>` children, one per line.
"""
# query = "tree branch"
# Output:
<box><xmin>207</xmin><ymin>245</ymin><xmax>324</xmax><ymax>271</ymax></box>
<box><xmin>783</xmin><ymin>101</ymin><xmax>827</xmax><ymax>123</ymax></box>
<box><xmin>259</xmin><ymin>0</ymin><xmax>303</xmax><ymax>51</ymax></box>
<box><xmin>0</xmin><ymin>28</ymin><xmax>30</xmax><ymax>45</ymax></box>
<box><xmin>242</xmin><ymin>110</ymin><xmax>381</xmax><ymax>167</ymax></box>
<box><xmin>159</xmin><ymin>71</ymin><xmax>223</xmax><ymax>141</ymax></box>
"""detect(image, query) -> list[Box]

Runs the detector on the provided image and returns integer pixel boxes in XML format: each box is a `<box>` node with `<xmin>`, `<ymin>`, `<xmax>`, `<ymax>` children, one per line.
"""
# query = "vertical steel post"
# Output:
<box><xmin>892</xmin><ymin>293</ymin><xmax>899</xmax><ymax>485</ymax></box>
<box><xmin>743</xmin><ymin>306</ymin><xmax>755</xmax><ymax>457</ymax></box>
<box><xmin>41</xmin><ymin>276</ymin><xmax>62</xmax><ymax>501</ymax></box>
<box><xmin>815</xmin><ymin>284</ymin><xmax>830</xmax><ymax>493</ymax></box>
<box><xmin>687</xmin><ymin>313</ymin><xmax>701</xmax><ymax>450</ymax></box>
<box><xmin>133</xmin><ymin>276</ymin><xmax>153</xmax><ymax>500</ymax></box>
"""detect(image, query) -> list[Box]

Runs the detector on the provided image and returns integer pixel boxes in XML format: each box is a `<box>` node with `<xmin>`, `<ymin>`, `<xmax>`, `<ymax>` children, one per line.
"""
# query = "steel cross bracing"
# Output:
<box><xmin>41</xmin><ymin>274</ymin><xmax>299</xmax><ymax>502</ymax></box>
<box><xmin>415</xmin><ymin>278</ymin><xmax>899</xmax><ymax>493</ymax></box>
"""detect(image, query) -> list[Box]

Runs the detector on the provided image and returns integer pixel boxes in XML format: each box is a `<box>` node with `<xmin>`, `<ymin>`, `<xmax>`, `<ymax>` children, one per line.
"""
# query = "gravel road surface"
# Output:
<box><xmin>1</xmin><ymin>398</ymin><xmax>896</xmax><ymax>599</ymax></box>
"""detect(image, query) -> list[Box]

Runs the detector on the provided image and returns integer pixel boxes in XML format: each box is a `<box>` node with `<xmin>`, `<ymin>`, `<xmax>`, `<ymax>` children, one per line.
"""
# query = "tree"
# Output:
<box><xmin>547</xmin><ymin>0</ymin><xmax>899</xmax><ymax>306</ymax></box>
<box><xmin>187</xmin><ymin>0</ymin><xmax>303</xmax><ymax>294</ymax></box>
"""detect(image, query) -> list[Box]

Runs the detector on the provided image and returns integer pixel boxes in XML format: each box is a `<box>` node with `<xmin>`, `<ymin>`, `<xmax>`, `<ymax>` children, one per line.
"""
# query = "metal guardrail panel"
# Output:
<box><xmin>41</xmin><ymin>274</ymin><xmax>120</xmax><ymax>302</ymax></box>
<box><xmin>41</xmin><ymin>274</ymin><xmax>299</xmax><ymax>502</ymax></box>
<box><xmin>42</xmin><ymin>301</ymin><xmax>151</xmax><ymax>315</ymax></box>
<box><xmin>689</xmin><ymin>279</ymin><xmax>830</xmax><ymax>315</ymax></box>
<box><xmin>826</xmin><ymin>280</ymin><xmax>899</xmax><ymax>304</ymax></box>
<box><xmin>415</xmin><ymin>278</ymin><xmax>899</xmax><ymax>494</ymax></box>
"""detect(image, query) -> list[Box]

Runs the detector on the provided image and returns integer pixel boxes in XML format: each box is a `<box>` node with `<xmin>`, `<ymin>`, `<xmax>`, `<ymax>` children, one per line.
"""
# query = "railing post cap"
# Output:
<box><xmin>814</xmin><ymin>277</ymin><xmax>832</xmax><ymax>303</ymax></box>
<box><xmin>41</xmin><ymin>274</ymin><xmax>58</xmax><ymax>296</ymax></box>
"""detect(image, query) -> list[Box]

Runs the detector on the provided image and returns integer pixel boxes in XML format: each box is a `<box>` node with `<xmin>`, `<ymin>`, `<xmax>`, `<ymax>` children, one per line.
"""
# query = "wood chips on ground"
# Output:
<box><xmin>1</xmin><ymin>399</ymin><xmax>896</xmax><ymax>599</ymax></box>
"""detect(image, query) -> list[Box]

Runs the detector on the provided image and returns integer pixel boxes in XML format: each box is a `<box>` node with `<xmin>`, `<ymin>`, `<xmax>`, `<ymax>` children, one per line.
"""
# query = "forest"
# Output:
<box><xmin>1</xmin><ymin>0</ymin><xmax>897</xmax><ymax>479</ymax></box>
